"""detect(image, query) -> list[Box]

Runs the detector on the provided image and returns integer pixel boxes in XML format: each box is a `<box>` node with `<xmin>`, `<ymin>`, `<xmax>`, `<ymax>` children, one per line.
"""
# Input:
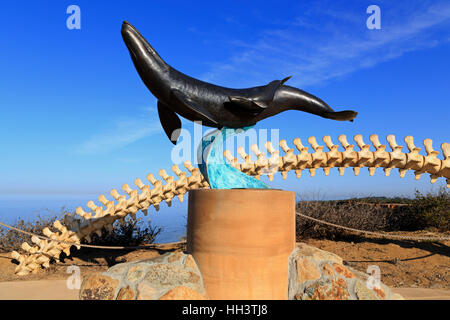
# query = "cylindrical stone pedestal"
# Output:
<box><xmin>186</xmin><ymin>189</ymin><xmax>295</xmax><ymax>300</ymax></box>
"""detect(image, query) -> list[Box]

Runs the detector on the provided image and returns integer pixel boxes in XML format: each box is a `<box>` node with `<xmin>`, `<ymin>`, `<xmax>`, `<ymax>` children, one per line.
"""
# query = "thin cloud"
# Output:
<box><xmin>74</xmin><ymin>108</ymin><xmax>161</xmax><ymax>155</ymax></box>
<box><xmin>200</xmin><ymin>2</ymin><xmax>450</xmax><ymax>88</ymax></box>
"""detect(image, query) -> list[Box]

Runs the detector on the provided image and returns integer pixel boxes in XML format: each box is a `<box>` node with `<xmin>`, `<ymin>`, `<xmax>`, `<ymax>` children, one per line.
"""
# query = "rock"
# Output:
<box><xmin>289</xmin><ymin>243</ymin><xmax>403</xmax><ymax>300</ymax></box>
<box><xmin>355</xmin><ymin>280</ymin><xmax>379</xmax><ymax>300</ymax></box>
<box><xmin>108</xmin><ymin>264</ymin><xmax>129</xmax><ymax>275</ymax></box>
<box><xmin>373</xmin><ymin>287</ymin><xmax>386</xmax><ymax>300</ymax></box>
<box><xmin>141</xmin><ymin>254</ymin><xmax>169</xmax><ymax>264</ymax></box>
<box><xmin>145</xmin><ymin>264</ymin><xmax>201</xmax><ymax>289</ymax></box>
<box><xmin>184</xmin><ymin>255</ymin><xmax>198</xmax><ymax>270</ymax></box>
<box><xmin>136</xmin><ymin>282</ymin><xmax>157</xmax><ymax>300</ymax></box>
<box><xmin>296</xmin><ymin>257</ymin><xmax>321</xmax><ymax>283</ymax></box>
<box><xmin>80</xmin><ymin>275</ymin><xmax>119</xmax><ymax>300</ymax></box>
<box><xmin>159</xmin><ymin>286</ymin><xmax>207</xmax><ymax>300</ymax></box>
<box><xmin>295</xmin><ymin>243</ymin><xmax>343</xmax><ymax>265</ymax></box>
<box><xmin>167</xmin><ymin>251</ymin><xmax>184</xmax><ymax>263</ymax></box>
<box><xmin>79</xmin><ymin>245</ymin><xmax>403</xmax><ymax>301</ymax></box>
<box><xmin>126</xmin><ymin>264</ymin><xmax>147</xmax><ymax>283</ymax></box>
<box><xmin>335</xmin><ymin>277</ymin><xmax>347</xmax><ymax>287</ymax></box>
<box><xmin>332</xmin><ymin>263</ymin><xmax>354</xmax><ymax>279</ymax></box>
<box><xmin>297</xmin><ymin>278</ymin><xmax>349</xmax><ymax>300</ymax></box>
<box><xmin>117</xmin><ymin>286</ymin><xmax>135</xmax><ymax>300</ymax></box>
<box><xmin>81</xmin><ymin>251</ymin><xmax>207</xmax><ymax>300</ymax></box>
<box><xmin>321</xmin><ymin>263</ymin><xmax>335</xmax><ymax>277</ymax></box>
<box><xmin>345</xmin><ymin>265</ymin><xmax>370</xmax><ymax>280</ymax></box>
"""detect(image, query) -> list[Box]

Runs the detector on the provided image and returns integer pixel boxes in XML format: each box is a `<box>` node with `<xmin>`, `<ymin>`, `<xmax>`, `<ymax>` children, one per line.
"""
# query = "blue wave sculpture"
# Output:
<box><xmin>197</xmin><ymin>127</ymin><xmax>270</xmax><ymax>189</ymax></box>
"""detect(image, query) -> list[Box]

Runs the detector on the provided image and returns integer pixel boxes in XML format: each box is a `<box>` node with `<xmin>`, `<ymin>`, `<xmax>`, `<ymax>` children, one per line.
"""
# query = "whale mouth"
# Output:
<box><xmin>122</xmin><ymin>21</ymin><xmax>145</xmax><ymax>41</ymax></box>
<box><xmin>121</xmin><ymin>21</ymin><xmax>167</xmax><ymax>68</ymax></box>
<box><xmin>121</xmin><ymin>21</ymin><xmax>144</xmax><ymax>57</ymax></box>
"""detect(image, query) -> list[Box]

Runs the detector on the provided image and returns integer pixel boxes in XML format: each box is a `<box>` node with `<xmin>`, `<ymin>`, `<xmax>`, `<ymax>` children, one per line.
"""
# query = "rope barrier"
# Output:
<box><xmin>0</xmin><ymin>221</ymin><xmax>185</xmax><ymax>253</ymax></box>
<box><xmin>3</xmin><ymin>209</ymin><xmax>449</xmax><ymax>256</ymax></box>
<box><xmin>296</xmin><ymin>212</ymin><xmax>450</xmax><ymax>241</ymax></box>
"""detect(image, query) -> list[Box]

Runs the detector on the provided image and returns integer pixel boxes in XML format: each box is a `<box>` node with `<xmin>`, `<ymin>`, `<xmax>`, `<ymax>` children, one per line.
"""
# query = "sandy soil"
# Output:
<box><xmin>301</xmin><ymin>232</ymin><xmax>450</xmax><ymax>289</ymax></box>
<box><xmin>0</xmin><ymin>235</ymin><xmax>448</xmax><ymax>289</ymax></box>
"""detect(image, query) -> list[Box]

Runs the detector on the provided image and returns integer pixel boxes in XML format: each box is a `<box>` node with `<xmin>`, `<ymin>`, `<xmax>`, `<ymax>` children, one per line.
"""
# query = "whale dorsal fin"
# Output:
<box><xmin>261</xmin><ymin>75</ymin><xmax>292</xmax><ymax>101</ymax></box>
<box><xmin>269</xmin><ymin>76</ymin><xmax>292</xmax><ymax>88</ymax></box>
<box><xmin>158</xmin><ymin>100</ymin><xmax>182</xmax><ymax>145</ymax></box>
<box><xmin>171</xmin><ymin>89</ymin><xmax>218</xmax><ymax>125</ymax></box>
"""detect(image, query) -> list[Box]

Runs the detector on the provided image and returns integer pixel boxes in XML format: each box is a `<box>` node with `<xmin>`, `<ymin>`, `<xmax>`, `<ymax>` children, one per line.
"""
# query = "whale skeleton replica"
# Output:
<box><xmin>11</xmin><ymin>134</ymin><xmax>450</xmax><ymax>276</ymax></box>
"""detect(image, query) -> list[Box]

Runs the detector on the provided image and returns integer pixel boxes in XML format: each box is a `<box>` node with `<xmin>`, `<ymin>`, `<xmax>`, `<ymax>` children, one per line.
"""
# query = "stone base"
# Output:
<box><xmin>288</xmin><ymin>243</ymin><xmax>403</xmax><ymax>300</ymax></box>
<box><xmin>79</xmin><ymin>243</ymin><xmax>404</xmax><ymax>300</ymax></box>
<box><xmin>79</xmin><ymin>251</ymin><xmax>207</xmax><ymax>300</ymax></box>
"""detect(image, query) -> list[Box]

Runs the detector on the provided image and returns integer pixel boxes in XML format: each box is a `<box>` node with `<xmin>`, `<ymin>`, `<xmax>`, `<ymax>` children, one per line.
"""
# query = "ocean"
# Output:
<box><xmin>0</xmin><ymin>194</ymin><xmax>188</xmax><ymax>244</ymax></box>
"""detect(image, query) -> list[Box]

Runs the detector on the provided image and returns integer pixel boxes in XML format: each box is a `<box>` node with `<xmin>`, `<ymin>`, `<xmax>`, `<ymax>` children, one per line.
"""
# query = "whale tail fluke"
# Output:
<box><xmin>323</xmin><ymin>110</ymin><xmax>358</xmax><ymax>122</ymax></box>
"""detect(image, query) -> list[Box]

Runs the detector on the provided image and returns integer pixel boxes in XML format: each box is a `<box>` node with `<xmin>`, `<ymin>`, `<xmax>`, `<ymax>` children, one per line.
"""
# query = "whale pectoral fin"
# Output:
<box><xmin>158</xmin><ymin>100</ymin><xmax>182</xmax><ymax>145</ymax></box>
<box><xmin>171</xmin><ymin>89</ymin><xmax>218</xmax><ymax>125</ymax></box>
<box><xmin>228</xmin><ymin>96</ymin><xmax>268</xmax><ymax>112</ymax></box>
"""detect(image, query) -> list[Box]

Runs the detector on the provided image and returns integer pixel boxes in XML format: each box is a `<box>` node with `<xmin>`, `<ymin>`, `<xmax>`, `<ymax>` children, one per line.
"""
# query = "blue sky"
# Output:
<box><xmin>0</xmin><ymin>0</ymin><xmax>449</xmax><ymax>201</ymax></box>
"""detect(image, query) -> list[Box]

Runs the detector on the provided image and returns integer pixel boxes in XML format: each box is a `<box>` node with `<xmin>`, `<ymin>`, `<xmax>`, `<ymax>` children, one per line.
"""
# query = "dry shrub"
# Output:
<box><xmin>0</xmin><ymin>208</ymin><xmax>161</xmax><ymax>253</ymax></box>
<box><xmin>411</xmin><ymin>187</ymin><xmax>449</xmax><ymax>232</ymax></box>
<box><xmin>0</xmin><ymin>211</ymin><xmax>66</xmax><ymax>253</ymax></box>
<box><xmin>86</xmin><ymin>215</ymin><xmax>162</xmax><ymax>247</ymax></box>
<box><xmin>296</xmin><ymin>187</ymin><xmax>449</xmax><ymax>240</ymax></box>
<box><xmin>296</xmin><ymin>201</ymin><xmax>396</xmax><ymax>240</ymax></box>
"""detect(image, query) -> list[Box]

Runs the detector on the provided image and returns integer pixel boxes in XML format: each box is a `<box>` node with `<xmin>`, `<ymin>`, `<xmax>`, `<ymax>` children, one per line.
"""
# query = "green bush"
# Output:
<box><xmin>0</xmin><ymin>207</ymin><xmax>161</xmax><ymax>253</ymax></box>
<box><xmin>86</xmin><ymin>216</ymin><xmax>162</xmax><ymax>247</ymax></box>
<box><xmin>411</xmin><ymin>187</ymin><xmax>449</xmax><ymax>231</ymax></box>
<box><xmin>341</xmin><ymin>196</ymin><xmax>414</xmax><ymax>205</ymax></box>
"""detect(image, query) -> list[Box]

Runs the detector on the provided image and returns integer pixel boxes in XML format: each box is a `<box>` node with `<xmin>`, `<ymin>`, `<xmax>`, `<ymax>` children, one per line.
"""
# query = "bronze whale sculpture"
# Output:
<box><xmin>121</xmin><ymin>21</ymin><xmax>358</xmax><ymax>144</ymax></box>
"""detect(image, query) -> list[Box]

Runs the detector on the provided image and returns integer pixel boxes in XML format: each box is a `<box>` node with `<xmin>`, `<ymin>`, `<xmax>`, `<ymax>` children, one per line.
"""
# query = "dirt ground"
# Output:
<box><xmin>301</xmin><ymin>231</ymin><xmax>450</xmax><ymax>289</ymax></box>
<box><xmin>0</xmin><ymin>234</ymin><xmax>448</xmax><ymax>289</ymax></box>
